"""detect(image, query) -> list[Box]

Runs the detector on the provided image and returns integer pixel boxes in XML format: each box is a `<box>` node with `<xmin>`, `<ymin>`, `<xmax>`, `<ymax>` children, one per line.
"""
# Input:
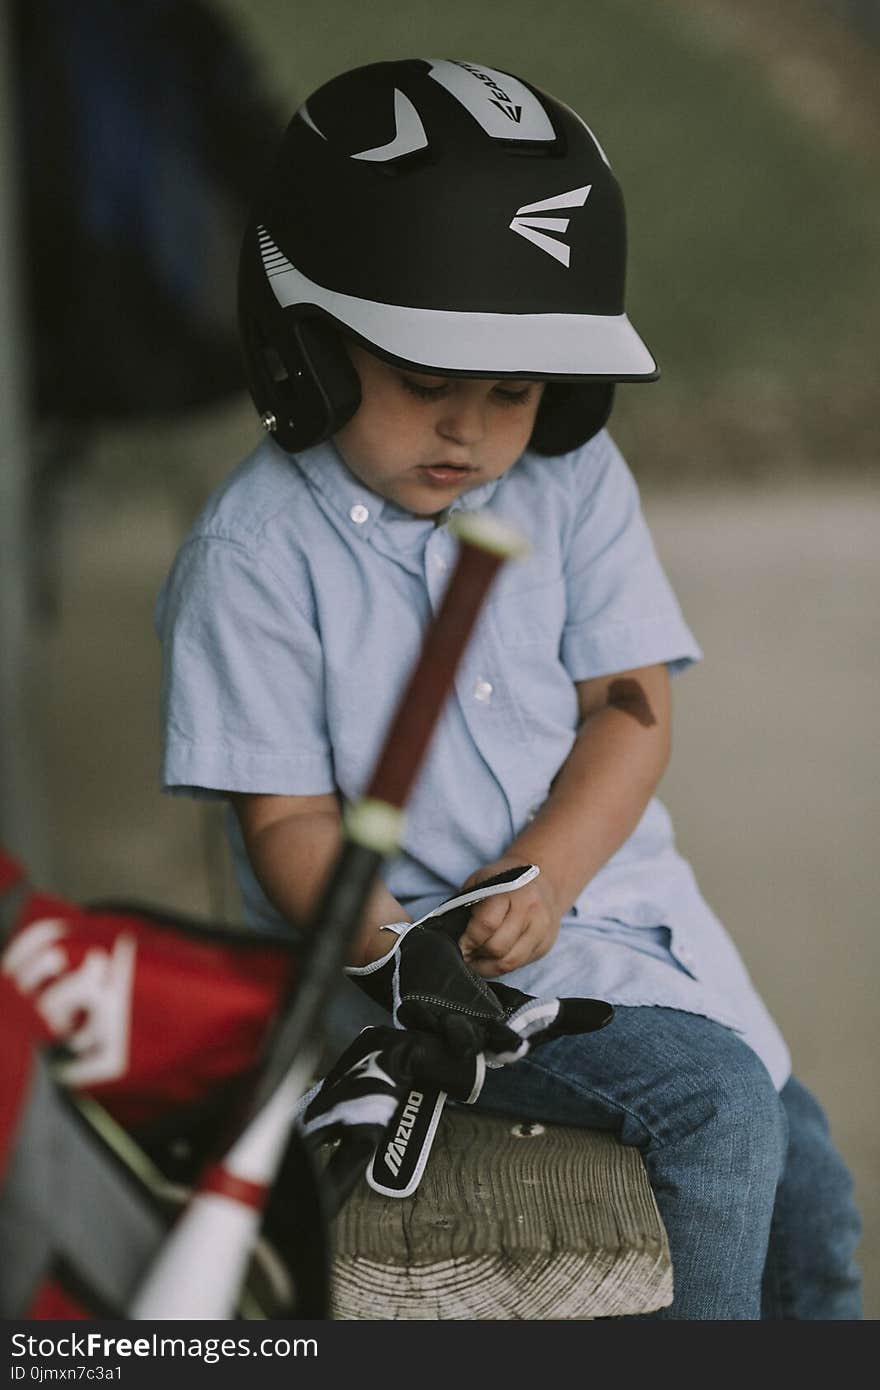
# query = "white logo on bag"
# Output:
<box><xmin>383</xmin><ymin>1089</ymin><xmax>424</xmax><ymax>1176</ymax></box>
<box><xmin>2</xmin><ymin>918</ymin><xmax>135</xmax><ymax>1085</ymax></box>
<box><xmin>509</xmin><ymin>184</ymin><xmax>592</xmax><ymax>267</ymax></box>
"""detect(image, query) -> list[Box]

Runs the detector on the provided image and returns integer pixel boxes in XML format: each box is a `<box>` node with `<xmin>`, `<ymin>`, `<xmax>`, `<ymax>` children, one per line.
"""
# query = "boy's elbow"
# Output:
<box><xmin>229</xmin><ymin>790</ymin><xmax>342</xmax><ymax>850</ymax></box>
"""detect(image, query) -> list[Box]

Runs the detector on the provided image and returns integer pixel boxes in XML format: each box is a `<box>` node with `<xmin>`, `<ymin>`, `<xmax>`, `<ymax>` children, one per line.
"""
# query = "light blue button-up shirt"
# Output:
<box><xmin>155</xmin><ymin>431</ymin><xmax>790</xmax><ymax>1088</ymax></box>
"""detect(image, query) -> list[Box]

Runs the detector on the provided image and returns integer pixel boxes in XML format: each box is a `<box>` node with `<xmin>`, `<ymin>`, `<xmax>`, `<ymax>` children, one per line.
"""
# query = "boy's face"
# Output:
<box><xmin>333</xmin><ymin>342</ymin><xmax>545</xmax><ymax>516</ymax></box>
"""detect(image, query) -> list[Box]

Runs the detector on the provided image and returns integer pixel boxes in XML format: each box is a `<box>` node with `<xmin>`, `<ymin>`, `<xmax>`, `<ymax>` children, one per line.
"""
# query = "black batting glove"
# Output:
<box><xmin>298</xmin><ymin>1024</ymin><xmax>484</xmax><ymax>1208</ymax></box>
<box><xmin>345</xmin><ymin>917</ymin><xmax>522</xmax><ymax>1057</ymax></box>
<box><xmin>414</xmin><ymin>865</ymin><xmax>614</xmax><ymax>1062</ymax></box>
<box><xmin>346</xmin><ymin>866</ymin><xmax>612</xmax><ymax>1058</ymax></box>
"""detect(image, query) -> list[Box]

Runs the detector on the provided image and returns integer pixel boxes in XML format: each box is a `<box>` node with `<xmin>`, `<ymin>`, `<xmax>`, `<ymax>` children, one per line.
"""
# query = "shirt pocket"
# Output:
<box><xmin>488</xmin><ymin>573</ymin><xmax>567</xmax><ymax>651</ymax></box>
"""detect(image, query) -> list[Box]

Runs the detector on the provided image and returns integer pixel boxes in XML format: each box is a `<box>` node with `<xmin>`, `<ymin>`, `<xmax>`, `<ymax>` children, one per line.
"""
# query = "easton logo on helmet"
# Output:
<box><xmin>509</xmin><ymin>184</ymin><xmax>592</xmax><ymax>268</ymax></box>
<box><xmin>382</xmin><ymin>1089</ymin><xmax>424</xmax><ymax>1176</ymax></box>
<box><xmin>451</xmin><ymin>61</ymin><xmax>521</xmax><ymax>123</ymax></box>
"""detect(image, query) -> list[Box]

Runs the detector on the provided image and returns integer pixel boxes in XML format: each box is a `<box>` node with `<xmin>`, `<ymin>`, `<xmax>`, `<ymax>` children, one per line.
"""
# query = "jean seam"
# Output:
<box><xmin>761</xmin><ymin>1201</ymin><xmax>794</xmax><ymax>1319</ymax></box>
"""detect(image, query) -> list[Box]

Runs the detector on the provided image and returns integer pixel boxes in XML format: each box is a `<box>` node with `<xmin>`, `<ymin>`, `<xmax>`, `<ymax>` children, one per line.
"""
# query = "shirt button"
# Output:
<box><xmin>349</xmin><ymin>503</ymin><xmax>370</xmax><ymax>525</ymax></box>
<box><xmin>473</xmin><ymin>678</ymin><xmax>494</xmax><ymax>703</ymax></box>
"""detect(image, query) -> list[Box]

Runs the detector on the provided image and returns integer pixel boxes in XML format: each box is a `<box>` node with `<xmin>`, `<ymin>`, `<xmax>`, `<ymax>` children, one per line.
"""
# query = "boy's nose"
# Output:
<box><xmin>437</xmin><ymin>398</ymin><xmax>486</xmax><ymax>447</ymax></box>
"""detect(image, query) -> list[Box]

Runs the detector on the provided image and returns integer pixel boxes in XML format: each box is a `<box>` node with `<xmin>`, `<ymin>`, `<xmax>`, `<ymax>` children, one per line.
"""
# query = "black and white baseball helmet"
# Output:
<box><xmin>238</xmin><ymin>59</ymin><xmax>658</xmax><ymax>455</ymax></box>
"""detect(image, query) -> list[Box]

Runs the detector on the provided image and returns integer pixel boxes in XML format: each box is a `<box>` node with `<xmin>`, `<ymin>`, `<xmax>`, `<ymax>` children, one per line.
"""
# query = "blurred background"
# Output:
<box><xmin>1</xmin><ymin>0</ymin><xmax>877</xmax><ymax>1316</ymax></box>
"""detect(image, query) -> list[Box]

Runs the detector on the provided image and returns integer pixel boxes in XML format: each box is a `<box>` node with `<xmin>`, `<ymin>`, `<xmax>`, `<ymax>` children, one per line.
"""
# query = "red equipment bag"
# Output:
<box><xmin>0</xmin><ymin>847</ymin><xmax>330</xmax><ymax>1318</ymax></box>
<box><xmin>0</xmin><ymin>847</ymin><xmax>295</xmax><ymax>1131</ymax></box>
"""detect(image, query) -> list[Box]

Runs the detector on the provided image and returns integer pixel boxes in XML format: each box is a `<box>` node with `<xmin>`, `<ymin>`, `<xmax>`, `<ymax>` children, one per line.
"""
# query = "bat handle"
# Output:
<box><xmin>247</xmin><ymin>514</ymin><xmax>528</xmax><ymax>1115</ymax></box>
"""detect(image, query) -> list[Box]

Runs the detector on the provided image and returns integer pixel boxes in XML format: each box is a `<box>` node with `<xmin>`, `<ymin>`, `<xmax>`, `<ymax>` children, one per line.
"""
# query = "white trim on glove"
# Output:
<box><xmin>486</xmin><ymin>997</ymin><xmax>562</xmax><ymax>1067</ymax></box>
<box><xmin>345</xmin><ymin>922</ymin><xmax>413</xmax><ymax>1025</ymax></box>
<box><xmin>414</xmin><ymin>865</ymin><xmax>539</xmax><ymax>925</ymax></box>
<box><xmin>344</xmin><ymin>921</ymin><xmax>412</xmax><ymax>979</ymax></box>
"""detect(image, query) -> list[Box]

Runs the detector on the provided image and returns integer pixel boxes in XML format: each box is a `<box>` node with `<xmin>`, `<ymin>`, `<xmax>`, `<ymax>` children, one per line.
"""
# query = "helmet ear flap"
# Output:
<box><xmin>247</xmin><ymin>316</ymin><xmax>362</xmax><ymax>453</ymax></box>
<box><xmin>239</xmin><ymin>219</ymin><xmax>361</xmax><ymax>452</ymax></box>
<box><xmin>530</xmin><ymin>382</ymin><xmax>615</xmax><ymax>455</ymax></box>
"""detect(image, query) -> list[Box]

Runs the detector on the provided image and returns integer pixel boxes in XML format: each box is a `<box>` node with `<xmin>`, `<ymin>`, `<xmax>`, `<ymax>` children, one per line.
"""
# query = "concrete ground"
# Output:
<box><xmin>22</xmin><ymin>445</ymin><xmax>879</xmax><ymax>1319</ymax></box>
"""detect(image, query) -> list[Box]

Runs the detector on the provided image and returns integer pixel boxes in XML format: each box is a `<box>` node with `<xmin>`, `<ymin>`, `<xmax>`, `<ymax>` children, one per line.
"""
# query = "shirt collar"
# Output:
<box><xmin>289</xmin><ymin>438</ymin><xmax>504</xmax><ymax>542</ymax></box>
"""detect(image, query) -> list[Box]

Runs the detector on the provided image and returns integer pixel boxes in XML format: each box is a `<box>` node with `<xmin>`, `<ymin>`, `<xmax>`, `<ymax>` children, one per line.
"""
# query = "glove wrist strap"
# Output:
<box><xmin>344</xmin><ymin>922</ymin><xmax>412</xmax><ymax>979</ymax></box>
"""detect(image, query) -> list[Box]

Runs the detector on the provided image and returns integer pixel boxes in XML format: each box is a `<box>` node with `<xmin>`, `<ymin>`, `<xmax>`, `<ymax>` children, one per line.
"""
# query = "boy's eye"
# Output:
<box><xmin>400</xmin><ymin>378</ymin><xmax>450</xmax><ymax>400</ymax></box>
<box><xmin>492</xmin><ymin>386</ymin><xmax>532</xmax><ymax>405</ymax></box>
<box><xmin>400</xmin><ymin>377</ymin><xmax>533</xmax><ymax>405</ymax></box>
<box><xmin>401</xmin><ymin>377</ymin><xmax>448</xmax><ymax>400</ymax></box>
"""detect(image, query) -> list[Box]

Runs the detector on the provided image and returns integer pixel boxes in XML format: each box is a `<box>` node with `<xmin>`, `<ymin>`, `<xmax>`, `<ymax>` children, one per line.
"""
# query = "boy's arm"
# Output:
<box><xmin>230</xmin><ymin>791</ymin><xmax>411</xmax><ymax>967</ymax></box>
<box><xmin>460</xmin><ymin>662</ymin><xmax>672</xmax><ymax>978</ymax></box>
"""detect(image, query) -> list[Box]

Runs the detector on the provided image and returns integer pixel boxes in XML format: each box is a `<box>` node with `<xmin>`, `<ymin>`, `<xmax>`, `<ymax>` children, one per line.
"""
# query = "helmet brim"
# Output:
<box><xmin>266</xmin><ymin>257</ymin><xmax>658</xmax><ymax>383</ymax></box>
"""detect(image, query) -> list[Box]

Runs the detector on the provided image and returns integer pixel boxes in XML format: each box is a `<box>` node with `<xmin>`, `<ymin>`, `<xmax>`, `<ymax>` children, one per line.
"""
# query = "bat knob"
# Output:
<box><xmin>448</xmin><ymin>511</ymin><xmax>530</xmax><ymax>560</ymax></box>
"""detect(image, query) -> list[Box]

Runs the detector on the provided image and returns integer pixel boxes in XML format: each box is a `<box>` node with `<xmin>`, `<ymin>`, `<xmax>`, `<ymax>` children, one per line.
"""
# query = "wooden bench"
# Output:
<box><xmin>331</xmin><ymin>1107</ymin><xmax>673</xmax><ymax>1319</ymax></box>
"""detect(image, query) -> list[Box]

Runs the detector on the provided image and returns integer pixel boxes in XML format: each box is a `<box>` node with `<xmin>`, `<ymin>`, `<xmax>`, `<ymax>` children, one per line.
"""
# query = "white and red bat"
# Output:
<box><xmin>130</xmin><ymin>511</ymin><xmax>527</xmax><ymax>1319</ymax></box>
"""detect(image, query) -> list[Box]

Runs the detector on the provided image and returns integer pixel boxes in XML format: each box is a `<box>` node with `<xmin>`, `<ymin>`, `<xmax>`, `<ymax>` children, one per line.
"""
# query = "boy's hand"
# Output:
<box><xmin>459</xmin><ymin>858</ymin><xmax>563</xmax><ymax>978</ymax></box>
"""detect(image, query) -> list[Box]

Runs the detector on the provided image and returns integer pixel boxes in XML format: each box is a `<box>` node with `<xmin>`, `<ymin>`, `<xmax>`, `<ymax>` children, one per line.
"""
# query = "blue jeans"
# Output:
<box><xmin>474</xmin><ymin>1006</ymin><xmax>863</xmax><ymax>1319</ymax></box>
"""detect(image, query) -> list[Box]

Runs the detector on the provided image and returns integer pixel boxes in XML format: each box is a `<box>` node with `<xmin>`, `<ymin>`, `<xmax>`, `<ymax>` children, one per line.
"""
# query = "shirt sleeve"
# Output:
<box><xmin>560</xmin><ymin>432</ymin><xmax>702</xmax><ymax>681</ymax></box>
<box><xmin>155</xmin><ymin>535</ymin><xmax>336</xmax><ymax>798</ymax></box>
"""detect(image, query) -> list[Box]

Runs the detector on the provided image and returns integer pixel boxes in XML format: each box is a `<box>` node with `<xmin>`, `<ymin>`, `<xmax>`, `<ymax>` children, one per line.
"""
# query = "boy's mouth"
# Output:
<box><xmin>418</xmin><ymin>462</ymin><xmax>475</xmax><ymax>486</ymax></box>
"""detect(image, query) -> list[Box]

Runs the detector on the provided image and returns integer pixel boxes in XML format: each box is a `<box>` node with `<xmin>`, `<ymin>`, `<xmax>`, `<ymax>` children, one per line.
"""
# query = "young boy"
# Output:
<box><xmin>155</xmin><ymin>59</ymin><xmax>862</xmax><ymax>1318</ymax></box>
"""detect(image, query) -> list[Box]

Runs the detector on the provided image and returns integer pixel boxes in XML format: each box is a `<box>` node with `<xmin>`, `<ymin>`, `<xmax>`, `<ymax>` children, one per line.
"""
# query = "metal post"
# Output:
<box><xmin>0</xmin><ymin>3</ymin><xmax>49</xmax><ymax>875</ymax></box>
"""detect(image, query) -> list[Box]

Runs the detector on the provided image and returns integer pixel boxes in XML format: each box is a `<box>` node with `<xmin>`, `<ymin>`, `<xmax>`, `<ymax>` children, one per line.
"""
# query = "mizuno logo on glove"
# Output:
<box><xmin>382</xmin><ymin>1089</ymin><xmax>424</xmax><ymax>1176</ymax></box>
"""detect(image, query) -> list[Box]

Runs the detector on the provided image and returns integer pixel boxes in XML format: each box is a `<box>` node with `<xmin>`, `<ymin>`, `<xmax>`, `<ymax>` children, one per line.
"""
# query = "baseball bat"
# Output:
<box><xmin>129</xmin><ymin>510</ymin><xmax>527</xmax><ymax>1319</ymax></box>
